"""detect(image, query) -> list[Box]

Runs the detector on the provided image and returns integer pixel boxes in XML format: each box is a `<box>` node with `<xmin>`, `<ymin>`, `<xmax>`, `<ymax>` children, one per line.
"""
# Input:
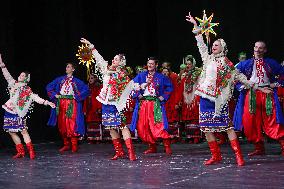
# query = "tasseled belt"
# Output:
<box><xmin>56</xmin><ymin>95</ymin><xmax>74</xmax><ymax>118</ymax></box>
<box><xmin>249</xmin><ymin>88</ymin><xmax>272</xmax><ymax>115</ymax></box>
<box><xmin>141</xmin><ymin>96</ymin><xmax>162</xmax><ymax>123</ymax></box>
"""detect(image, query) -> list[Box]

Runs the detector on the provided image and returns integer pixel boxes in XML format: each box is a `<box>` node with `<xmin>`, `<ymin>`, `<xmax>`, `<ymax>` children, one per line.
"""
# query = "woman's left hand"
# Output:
<box><xmin>49</xmin><ymin>102</ymin><xmax>56</xmax><ymax>108</ymax></box>
<box><xmin>186</xmin><ymin>12</ymin><xmax>198</xmax><ymax>26</ymax></box>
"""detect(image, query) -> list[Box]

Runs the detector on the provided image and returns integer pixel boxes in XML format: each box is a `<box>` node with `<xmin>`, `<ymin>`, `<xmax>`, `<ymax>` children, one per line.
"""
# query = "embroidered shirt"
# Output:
<box><xmin>60</xmin><ymin>76</ymin><xmax>74</xmax><ymax>95</ymax></box>
<box><xmin>249</xmin><ymin>58</ymin><xmax>270</xmax><ymax>86</ymax></box>
<box><xmin>143</xmin><ymin>73</ymin><xmax>156</xmax><ymax>96</ymax></box>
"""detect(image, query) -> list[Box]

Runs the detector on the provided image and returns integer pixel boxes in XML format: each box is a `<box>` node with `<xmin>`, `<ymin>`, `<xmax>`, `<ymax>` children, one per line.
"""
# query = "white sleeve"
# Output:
<box><xmin>92</xmin><ymin>49</ymin><xmax>108</xmax><ymax>75</ymax></box>
<box><xmin>195</xmin><ymin>34</ymin><xmax>209</xmax><ymax>63</ymax></box>
<box><xmin>1</xmin><ymin>67</ymin><xmax>16</xmax><ymax>86</ymax></box>
<box><xmin>31</xmin><ymin>93</ymin><xmax>47</xmax><ymax>105</ymax></box>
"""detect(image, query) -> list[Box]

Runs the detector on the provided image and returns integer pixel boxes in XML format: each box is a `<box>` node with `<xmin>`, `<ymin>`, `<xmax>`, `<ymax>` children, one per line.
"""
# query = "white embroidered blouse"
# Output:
<box><xmin>91</xmin><ymin>49</ymin><xmax>127</xmax><ymax>106</ymax></box>
<box><xmin>194</xmin><ymin>34</ymin><xmax>252</xmax><ymax>116</ymax></box>
<box><xmin>1</xmin><ymin>67</ymin><xmax>49</xmax><ymax>117</ymax></box>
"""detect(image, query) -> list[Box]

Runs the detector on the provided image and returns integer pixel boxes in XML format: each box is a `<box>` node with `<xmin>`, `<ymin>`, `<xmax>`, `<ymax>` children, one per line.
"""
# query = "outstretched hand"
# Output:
<box><xmin>80</xmin><ymin>38</ymin><xmax>91</xmax><ymax>45</ymax></box>
<box><xmin>80</xmin><ymin>38</ymin><xmax>95</xmax><ymax>49</ymax></box>
<box><xmin>186</xmin><ymin>12</ymin><xmax>197</xmax><ymax>26</ymax></box>
<box><xmin>48</xmin><ymin>102</ymin><xmax>56</xmax><ymax>108</ymax></box>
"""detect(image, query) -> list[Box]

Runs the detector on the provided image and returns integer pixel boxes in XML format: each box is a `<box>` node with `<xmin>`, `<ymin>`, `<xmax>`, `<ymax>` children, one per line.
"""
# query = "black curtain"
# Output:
<box><xmin>0</xmin><ymin>0</ymin><xmax>283</xmax><ymax>144</ymax></box>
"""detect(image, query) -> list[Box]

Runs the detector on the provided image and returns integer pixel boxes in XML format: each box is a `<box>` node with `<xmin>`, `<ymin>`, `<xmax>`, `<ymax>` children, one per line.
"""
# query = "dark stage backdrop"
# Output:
<box><xmin>0</xmin><ymin>0</ymin><xmax>283</xmax><ymax>144</ymax></box>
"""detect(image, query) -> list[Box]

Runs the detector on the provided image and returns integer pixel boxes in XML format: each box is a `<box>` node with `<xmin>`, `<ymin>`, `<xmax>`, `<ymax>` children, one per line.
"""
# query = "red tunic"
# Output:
<box><xmin>83</xmin><ymin>83</ymin><xmax>102</xmax><ymax>123</ymax></box>
<box><xmin>179</xmin><ymin>77</ymin><xmax>199</xmax><ymax>124</ymax></box>
<box><xmin>165</xmin><ymin>72</ymin><xmax>180</xmax><ymax>123</ymax></box>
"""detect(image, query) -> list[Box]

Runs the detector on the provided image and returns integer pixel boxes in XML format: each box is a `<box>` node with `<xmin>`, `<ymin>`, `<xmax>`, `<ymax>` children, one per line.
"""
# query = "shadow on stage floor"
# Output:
<box><xmin>0</xmin><ymin>141</ymin><xmax>283</xmax><ymax>189</ymax></box>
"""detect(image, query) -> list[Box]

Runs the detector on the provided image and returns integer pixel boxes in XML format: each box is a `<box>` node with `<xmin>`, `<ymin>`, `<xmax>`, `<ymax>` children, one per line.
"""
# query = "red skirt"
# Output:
<box><xmin>181</xmin><ymin>96</ymin><xmax>199</xmax><ymax>123</ymax></box>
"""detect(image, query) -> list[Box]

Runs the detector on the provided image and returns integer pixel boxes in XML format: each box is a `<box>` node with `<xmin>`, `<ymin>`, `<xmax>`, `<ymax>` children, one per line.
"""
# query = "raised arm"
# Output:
<box><xmin>80</xmin><ymin>38</ymin><xmax>108</xmax><ymax>74</ymax></box>
<box><xmin>185</xmin><ymin>12</ymin><xmax>209</xmax><ymax>62</ymax></box>
<box><xmin>0</xmin><ymin>54</ymin><xmax>16</xmax><ymax>85</ymax></box>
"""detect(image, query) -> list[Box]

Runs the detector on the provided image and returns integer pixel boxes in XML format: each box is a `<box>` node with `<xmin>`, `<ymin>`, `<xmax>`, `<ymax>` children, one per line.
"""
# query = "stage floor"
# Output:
<box><xmin>0</xmin><ymin>141</ymin><xmax>283</xmax><ymax>189</ymax></box>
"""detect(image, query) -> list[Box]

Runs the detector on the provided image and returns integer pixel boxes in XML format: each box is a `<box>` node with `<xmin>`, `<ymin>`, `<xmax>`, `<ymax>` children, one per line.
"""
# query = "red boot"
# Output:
<box><xmin>125</xmin><ymin>138</ymin><xmax>137</xmax><ymax>161</ymax></box>
<box><xmin>163</xmin><ymin>138</ymin><xmax>172</xmax><ymax>155</ymax></box>
<box><xmin>143</xmin><ymin>143</ymin><xmax>157</xmax><ymax>154</ymax></box>
<box><xmin>248</xmin><ymin>142</ymin><xmax>265</xmax><ymax>156</ymax></box>
<box><xmin>13</xmin><ymin>144</ymin><xmax>25</xmax><ymax>159</ymax></box>
<box><xmin>110</xmin><ymin>138</ymin><xmax>125</xmax><ymax>160</ymax></box>
<box><xmin>204</xmin><ymin>141</ymin><xmax>222</xmax><ymax>165</ymax></box>
<box><xmin>71</xmin><ymin>137</ymin><xmax>78</xmax><ymax>153</ymax></box>
<box><xmin>230</xmin><ymin>139</ymin><xmax>245</xmax><ymax>166</ymax></box>
<box><xmin>26</xmin><ymin>142</ymin><xmax>36</xmax><ymax>160</ymax></box>
<box><xmin>279</xmin><ymin>140</ymin><xmax>284</xmax><ymax>156</ymax></box>
<box><xmin>59</xmin><ymin>137</ymin><xmax>71</xmax><ymax>153</ymax></box>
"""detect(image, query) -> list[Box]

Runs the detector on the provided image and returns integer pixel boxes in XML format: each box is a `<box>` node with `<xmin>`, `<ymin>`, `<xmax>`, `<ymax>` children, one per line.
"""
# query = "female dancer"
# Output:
<box><xmin>80</xmin><ymin>38</ymin><xmax>137</xmax><ymax>161</ymax></box>
<box><xmin>186</xmin><ymin>13</ymin><xmax>253</xmax><ymax>166</ymax></box>
<box><xmin>0</xmin><ymin>54</ymin><xmax>55</xmax><ymax>159</ymax></box>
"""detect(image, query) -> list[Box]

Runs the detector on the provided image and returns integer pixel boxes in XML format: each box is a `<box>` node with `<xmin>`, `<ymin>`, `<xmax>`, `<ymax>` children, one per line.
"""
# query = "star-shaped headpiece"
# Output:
<box><xmin>195</xmin><ymin>10</ymin><xmax>219</xmax><ymax>43</ymax></box>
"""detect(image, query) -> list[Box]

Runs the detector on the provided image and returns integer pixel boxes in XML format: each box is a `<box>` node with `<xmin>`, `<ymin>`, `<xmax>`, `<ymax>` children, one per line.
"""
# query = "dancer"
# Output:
<box><xmin>234</xmin><ymin>42</ymin><xmax>284</xmax><ymax>156</ymax></box>
<box><xmin>83</xmin><ymin>73</ymin><xmax>103</xmax><ymax>143</ymax></box>
<box><xmin>46</xmin><ymin>62</ymin><xmax>89</xmax><ymax>153</ymax></box>
<box><xmin>162</xmin><ymin>67</ymin><xmax>180</xmax><ymax>139</ymax></box>
<box><xmin>186</xmin><ymin>12</ymin><xmax>253</xmax><ymax>166</ymax></box>
<box><xmin>0</xmin><ymin>54</ymin><xmax>55</xmax><ymax>159</ymax></box>
<box><xmin>130</xmin><ymin>57</ymin><xmax>173</xmax><ymax>155</ymax></box>
<box><xmin>80</xmin><ymin>38</ymin><xmax>137</xmax><ymax>161</ymax></box>
<box><xmin>178</xmin><ymin>55</ymin><xmax>202</xmax><ymax>143</ymax></box>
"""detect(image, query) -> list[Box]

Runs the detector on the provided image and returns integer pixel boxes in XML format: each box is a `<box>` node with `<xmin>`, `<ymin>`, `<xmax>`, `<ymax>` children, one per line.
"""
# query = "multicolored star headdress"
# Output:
<box><xmin>195</xmin><ymin>10</ymin><xmax>219</xmax><ymax>46</ymax></box>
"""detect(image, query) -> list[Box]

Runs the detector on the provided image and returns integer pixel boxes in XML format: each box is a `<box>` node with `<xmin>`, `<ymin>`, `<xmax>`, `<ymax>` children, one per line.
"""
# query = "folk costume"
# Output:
<box><xmin>91</xmin><ymin>49</ymin><xmax>137</xmax><ymax>161</ymax></box>
<box><xmin>46</xmin><ymin>75</ymin><xmax>89</xmax><ymax>153</ymax></box>
<box><xmin>83</xmin><ymin>81</ymin><xmax>103</xmax><ymax>142</ymax></box>
<box><xmin>130</xmin><ymin>71</ymin><xmax>173</xmax><ymax>155</ymax></box>
<box><xmin>1</xmin><ymin>65</ymin><xmax>53</xmax><ymax>159</ymax></box>
<box><xmin>234</xmin><ymin>58</ymin><xmax>284</xmax><ymax>156</ymax></box>
<box><xmin>193</xmin><ymin>30</ymin><xmax>252</xmax><ymax>165</ymax></box>
<box><xmin>178</xmin><ymin>55</ymin><xmax>202</xmax><ymax>143</ymax></box>
<box><xmin>164</xmin><ymin>71</ymin><xmax>180</xmax><ymax>138</ymax></box>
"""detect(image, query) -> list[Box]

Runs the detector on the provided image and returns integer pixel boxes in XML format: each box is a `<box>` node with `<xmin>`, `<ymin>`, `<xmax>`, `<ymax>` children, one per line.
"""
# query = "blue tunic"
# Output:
<box><xmin>46</xmin><ymin>76</ymin><xmax>90</xmax><ymax>135</ymax></box>
<box><xmin>234</xmin><ymin>58</ymin><xmax>284</xmax><ymax>131</ymax></box>
<box><xmin>130</xmin><ymin>71</ymin><xmax>173</xmax><ymax>132</ymax></box>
